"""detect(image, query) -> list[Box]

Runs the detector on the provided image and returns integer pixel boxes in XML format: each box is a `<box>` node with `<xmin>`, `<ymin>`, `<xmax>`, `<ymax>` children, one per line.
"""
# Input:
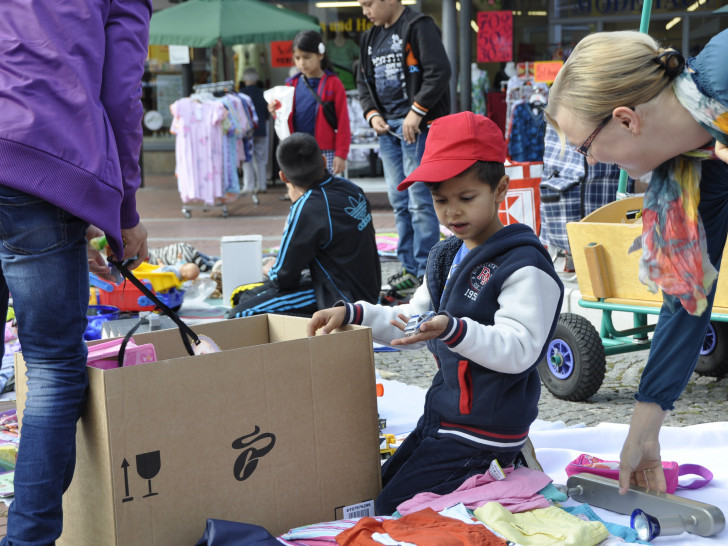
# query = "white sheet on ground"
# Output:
<box><xmin>377</xmin><ymin>379</ymin><xmax>728</xmax><ymax>544</ymax></box>
<box><xmin>531</xmin><ymin>422</ymin><xmax>728</xmax><ymax>544</ymax></box>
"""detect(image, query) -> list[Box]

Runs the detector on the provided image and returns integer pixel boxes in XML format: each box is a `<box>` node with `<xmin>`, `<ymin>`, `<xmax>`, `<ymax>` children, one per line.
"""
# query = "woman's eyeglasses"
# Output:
<box><xmin>575</xmin><ymin>115</ymin><xmax>612</xmax><ymax>157</ymax></box>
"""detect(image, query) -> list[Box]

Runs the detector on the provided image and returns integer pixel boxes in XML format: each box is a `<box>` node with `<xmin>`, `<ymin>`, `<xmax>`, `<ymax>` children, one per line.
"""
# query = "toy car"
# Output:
<box><xmin>404</xmin><ymin>311</ymin><xmax>436</xmax><ymax>337</ymax></box>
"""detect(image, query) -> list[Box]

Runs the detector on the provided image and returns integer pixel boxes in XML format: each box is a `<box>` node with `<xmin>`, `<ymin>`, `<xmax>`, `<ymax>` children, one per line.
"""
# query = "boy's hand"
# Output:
<box><xmin>401</xmin><ymin>110</ymin><xmax>423</xmax><ymax>144</ymax></box>
<box><xmin>307</xmin><ymin>307</ymin><xmax>346</xmax><ymax>336</ymax></box>
<box><xmin>391</xmin><ymin>314</ymin><xmax>448</xmax><ymax>346</ymax></box>
<box><xmin>370</xmin><ymin>115</ymin><xmax>390</xmax><ymax>135</ymax></box>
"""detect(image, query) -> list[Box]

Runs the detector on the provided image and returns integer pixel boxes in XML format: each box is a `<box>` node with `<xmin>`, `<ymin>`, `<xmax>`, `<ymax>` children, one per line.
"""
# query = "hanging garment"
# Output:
<box><xmin>170</xmin><ymin>97</ymin><xmax>228</xmax><ymax>205</ymax></box>
<box><xmin>507</xmin><ymin>100</ymin><xmax>545</xmax><ymax>163</ymax></box>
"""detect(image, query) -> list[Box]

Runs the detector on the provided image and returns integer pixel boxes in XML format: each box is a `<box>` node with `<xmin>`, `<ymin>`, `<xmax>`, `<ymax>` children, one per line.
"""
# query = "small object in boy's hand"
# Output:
<box><xmin>404</xmin><ymin>311</ymin><xmax>436</xmax><ymax>336</ymax></box>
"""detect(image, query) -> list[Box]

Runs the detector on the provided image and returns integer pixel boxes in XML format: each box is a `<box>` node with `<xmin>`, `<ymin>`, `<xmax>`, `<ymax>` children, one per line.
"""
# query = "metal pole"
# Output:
<box><xmin>458</xmin><ymin>0</ymin><xmax>472</xmax><ymax>112</ymax></box>
<box><xmin>618</xmin><ymin>0</ymin><xmax>653</xmax><ymax>195</ymax></box>
<box><xmin>442</xmin><ymin>0</ymin><xmax>458</xmax><ymax>113</ymax></box>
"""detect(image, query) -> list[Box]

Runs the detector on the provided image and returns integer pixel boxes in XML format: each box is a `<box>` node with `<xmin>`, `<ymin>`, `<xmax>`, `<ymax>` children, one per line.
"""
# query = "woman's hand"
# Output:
<box><xmin>716</xmin><ymin>141</ymin><xmax>728</xmax><ymax>164</ymax></box>
<box><xmin>108</xmin><ymin>222</ymin><xmax>148</xmax><ymax>270</ymax></box>
<box><xmin>619</xmin><ymin>401</ymin><xmax>668</xmax><ymax>494</ymax></box>
<box><xmin>86</xmin><ymin>226</ymin><xmax>113</xmax><ymax>281</ymax></box>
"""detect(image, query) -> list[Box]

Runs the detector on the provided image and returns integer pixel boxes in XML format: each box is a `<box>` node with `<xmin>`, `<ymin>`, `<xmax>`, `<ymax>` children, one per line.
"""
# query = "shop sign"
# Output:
<box><xmin>563</xmin><ymin>0</ymin><xmax>712</xmax><ymax>15</ymax></box>
<box><xmin>271</xmin><ymin>41</ymin><xmax>294</xmax><ymax>68</ymax></box>
<box><xmin>476</xmin><ymin>11</ymin><xmax>513</xmax><ymax>63</ymax></box>
<box><xmin>534</xmin><ymin>61</ymin><xmax>563</xmax><ymax>84</ymax></box>
<box><xmin>168</xmin><ymin>45</ymin><xmax>190</xmax><ymax>65</ymax></box>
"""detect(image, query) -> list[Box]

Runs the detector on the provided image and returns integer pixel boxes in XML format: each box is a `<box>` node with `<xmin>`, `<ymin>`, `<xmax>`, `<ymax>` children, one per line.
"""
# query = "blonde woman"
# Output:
<box><xmin>546</xmin><ymin>29</ymin><xmax>728</xmax><ymax>495</ymax></box>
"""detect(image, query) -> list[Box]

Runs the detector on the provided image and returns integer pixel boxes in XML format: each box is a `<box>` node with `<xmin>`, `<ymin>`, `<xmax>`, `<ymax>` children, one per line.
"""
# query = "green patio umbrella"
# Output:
<box><xmin>148</xmin><ymin>0</ymin><xmax>320</xmax><ymax>48</ymax></box>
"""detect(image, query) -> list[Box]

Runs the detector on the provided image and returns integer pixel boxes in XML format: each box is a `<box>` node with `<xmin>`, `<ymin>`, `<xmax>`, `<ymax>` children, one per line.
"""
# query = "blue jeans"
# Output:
<box><xmin>0</xmin><ymin>186</ymin><xmax>90</xmax><ymax>545</ymax></box>
<box><xmin>378</xmin><ymin>118</ymin><xmax>440</xmax><ymax>278</ymax></box>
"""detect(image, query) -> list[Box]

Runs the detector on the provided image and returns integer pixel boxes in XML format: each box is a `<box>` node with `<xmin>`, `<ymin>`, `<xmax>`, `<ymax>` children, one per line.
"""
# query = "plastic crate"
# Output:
<box><xmin>97</xmin><ymin>280</ymin><xmax>156</xmax><ymax>312</ymax></box>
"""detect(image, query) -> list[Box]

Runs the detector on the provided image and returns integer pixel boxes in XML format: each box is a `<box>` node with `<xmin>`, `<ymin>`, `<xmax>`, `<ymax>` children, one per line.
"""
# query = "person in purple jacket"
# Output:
<box><xmin>0</xmin><ymin>1</ymin><xmax>151</xmax><ymax>543</ymax></box>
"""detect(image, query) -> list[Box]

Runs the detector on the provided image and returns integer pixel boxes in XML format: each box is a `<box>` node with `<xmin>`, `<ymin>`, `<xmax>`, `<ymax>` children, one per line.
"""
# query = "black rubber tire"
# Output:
<box><xmin>695</xmin><ymin>321</ymin><xmax>728</xmax><ymax>377</ymax></box>
<box><xmin>538</xmin><ymin>313</ymin><xmax>606</xmax><ymax>402</ymax></box>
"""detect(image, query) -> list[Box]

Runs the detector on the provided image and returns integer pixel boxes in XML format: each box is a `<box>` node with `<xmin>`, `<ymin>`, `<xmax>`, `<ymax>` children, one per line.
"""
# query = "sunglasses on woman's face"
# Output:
<box><xmin>574</xmin><ymin>115</ymin><xmax>612</xmax><ymax>157</ymax></box>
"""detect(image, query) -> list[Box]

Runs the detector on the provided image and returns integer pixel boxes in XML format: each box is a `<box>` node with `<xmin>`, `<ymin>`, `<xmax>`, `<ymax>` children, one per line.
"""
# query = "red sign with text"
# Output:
<box><xmin>534</xmin><ymin>61</ymin><xmax>563</xmax><ymax>83</ymax></box>
<box><xmin>271</xmin><ymin>41</ymin><xmax>293</xmax><ymax>68</ymax></box>
<box><xmin>476</xmin><ymin>11</ymin><xmax>513</xmax><ymax>63</ymax></box>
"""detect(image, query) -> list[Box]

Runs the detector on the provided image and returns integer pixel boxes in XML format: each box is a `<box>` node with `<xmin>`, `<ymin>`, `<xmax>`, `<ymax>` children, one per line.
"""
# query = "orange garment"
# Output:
<box><xmin>336</xmin><ymin>508</ymin><xmax>507</xmax><ymax>545</ymax></box>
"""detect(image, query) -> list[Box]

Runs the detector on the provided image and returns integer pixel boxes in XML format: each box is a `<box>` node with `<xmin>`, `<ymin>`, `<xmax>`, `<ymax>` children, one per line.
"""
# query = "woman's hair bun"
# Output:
<box><xmin>654</xmin><ymin>49</ymin><xmax>685</xmax><ymax>79</ymax></box>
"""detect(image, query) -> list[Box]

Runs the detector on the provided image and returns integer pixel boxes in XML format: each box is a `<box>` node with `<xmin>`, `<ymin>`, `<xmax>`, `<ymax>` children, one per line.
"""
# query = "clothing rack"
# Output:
<box><xmin>171</xmin><ymin>83</ymin><xmax>260</xmax><ymax>218</ymax></box>
<box><xmin>192</xmin><ymin>80</ymin><xmax>235</xmax><ymax>94</ymax></box>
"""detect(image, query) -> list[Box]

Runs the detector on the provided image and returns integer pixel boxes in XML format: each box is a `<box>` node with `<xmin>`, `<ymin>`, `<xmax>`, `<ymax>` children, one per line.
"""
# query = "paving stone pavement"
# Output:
<box><xmin>376</xmin><ymin>260</ymin><xmax>728</xmax><ymax>428</ymax></box>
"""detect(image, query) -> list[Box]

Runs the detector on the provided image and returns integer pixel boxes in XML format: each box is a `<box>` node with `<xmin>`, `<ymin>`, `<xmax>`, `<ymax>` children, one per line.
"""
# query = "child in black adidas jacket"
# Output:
<box><xmin>307</xmin><ymin>112</ymin><xmax>564</xmax><ymax>515</ymax></box>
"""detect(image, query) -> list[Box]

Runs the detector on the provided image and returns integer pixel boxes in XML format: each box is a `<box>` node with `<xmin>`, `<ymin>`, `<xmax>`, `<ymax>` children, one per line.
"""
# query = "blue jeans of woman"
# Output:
<box><xmin>0</xmin><ymin>186</ymin><xmax>89</xmax><ymax>545</ymax></box>
<box><xmin>378</xmin><ymin>118</ymin><xmax>440</xmax><ymax>279</ymax></box>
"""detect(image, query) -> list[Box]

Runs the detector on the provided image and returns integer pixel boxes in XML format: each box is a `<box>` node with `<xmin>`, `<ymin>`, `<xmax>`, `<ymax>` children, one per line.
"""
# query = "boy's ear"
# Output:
<box><xmin>279</xmin><ymin>170</ymin><xmax>289</xmax><ymax>184</ymax></box>
<box><xmin>495</xmin><ymin>175</ymin><xmax>509</xmax><ymax>204</ymax></box>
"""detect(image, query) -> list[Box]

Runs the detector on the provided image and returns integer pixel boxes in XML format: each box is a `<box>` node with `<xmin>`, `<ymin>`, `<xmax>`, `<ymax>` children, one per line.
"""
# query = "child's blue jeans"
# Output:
<box><xmin>376</xmin><ymin>425</ymin><xmax>518</xmax><ymax>516</ymax></box>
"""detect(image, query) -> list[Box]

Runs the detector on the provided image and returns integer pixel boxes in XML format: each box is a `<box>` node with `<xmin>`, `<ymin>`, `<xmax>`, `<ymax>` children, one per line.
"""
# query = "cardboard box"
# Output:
<box><xmin>16</xmin><ymin>315</ymin><xmax>381</xmax><ymax>545</ymax></box>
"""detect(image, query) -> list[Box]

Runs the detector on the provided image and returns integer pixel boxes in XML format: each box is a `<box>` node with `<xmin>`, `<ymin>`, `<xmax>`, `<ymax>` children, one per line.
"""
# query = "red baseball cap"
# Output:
<box><xmin>397</xmin><ymin>111</ymin><xmax>506</xmax><ymax>191</ymax></box>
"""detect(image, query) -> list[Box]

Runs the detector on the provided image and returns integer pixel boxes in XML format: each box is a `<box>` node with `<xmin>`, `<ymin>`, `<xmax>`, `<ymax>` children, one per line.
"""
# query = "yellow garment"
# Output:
<box><xmin>473</xmin><ymin>502</ymin><xmax>609</xmax><ymax>546</ymax></box>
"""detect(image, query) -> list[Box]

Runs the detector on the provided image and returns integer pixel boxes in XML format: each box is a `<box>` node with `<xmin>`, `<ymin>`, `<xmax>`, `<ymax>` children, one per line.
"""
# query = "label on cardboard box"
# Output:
<box><xmin>342</xmin><ymin>500</ymin><xmax>375</xmax><ymax>520</ymax></box>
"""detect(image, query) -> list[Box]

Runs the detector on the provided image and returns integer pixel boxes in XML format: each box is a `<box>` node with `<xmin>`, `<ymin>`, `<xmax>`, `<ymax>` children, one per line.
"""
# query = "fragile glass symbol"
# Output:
<box><xmin>136</xmin><ymin>450</ymin><xmax>161</xmax><ymax>497</ymax></box>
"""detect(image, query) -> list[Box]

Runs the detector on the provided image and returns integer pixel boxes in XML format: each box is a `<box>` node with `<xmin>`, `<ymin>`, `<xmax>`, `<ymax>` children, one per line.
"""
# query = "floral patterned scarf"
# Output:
<box><xmin>638</xmin><ymin>70</ymin><xmax>728</xmax><ymax>316</ymax></box>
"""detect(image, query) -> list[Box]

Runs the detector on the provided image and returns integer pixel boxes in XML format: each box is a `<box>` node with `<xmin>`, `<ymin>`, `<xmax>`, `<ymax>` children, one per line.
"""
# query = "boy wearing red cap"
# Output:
<box><xmin>308</xmin><ymin>112</ymin><xmax>564</xmax><ymax>515</ymax></box>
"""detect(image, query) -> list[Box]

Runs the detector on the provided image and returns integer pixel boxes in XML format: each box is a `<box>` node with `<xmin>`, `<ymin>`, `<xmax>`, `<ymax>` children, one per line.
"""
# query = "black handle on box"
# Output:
<box><xmin>107</xmin><ymin>259</ymin><xmax>201</xmax><ymax>364</ymax></box>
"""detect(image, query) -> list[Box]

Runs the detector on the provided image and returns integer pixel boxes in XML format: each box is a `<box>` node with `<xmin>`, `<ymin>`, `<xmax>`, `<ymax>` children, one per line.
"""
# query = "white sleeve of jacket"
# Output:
<box><xmin>445</xmin><ymin>266</ymin><xmax>561</xmax><ymax>373</ymax></box>
<box><xmin>353</xmin><ymin>280</ymin><xmax>431</xmax><ymax>349</ymax></box>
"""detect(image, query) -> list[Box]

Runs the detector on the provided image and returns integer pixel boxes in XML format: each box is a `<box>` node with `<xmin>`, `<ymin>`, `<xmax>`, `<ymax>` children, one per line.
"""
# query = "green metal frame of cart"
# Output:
<box><xmin>539</xmin><ymin>297</ymin><xmax>728</xmax><ymax>402</ymax></box>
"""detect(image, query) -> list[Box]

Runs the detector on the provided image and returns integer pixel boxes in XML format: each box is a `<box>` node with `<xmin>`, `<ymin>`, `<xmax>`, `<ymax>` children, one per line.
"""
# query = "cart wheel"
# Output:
<box><xmin>538</xmin><ymin>313</ymin><xmax>606</xmax><ymax>402</ymax></box>
<box><xmin>182</xmin><ymin>208</ymin><xmax>192</xmax><ymax>219</ymax></box>
<box><xmin>695</xmin><ymin>321</ymin><xmax>728</xmax><ymax>377</ymax></box>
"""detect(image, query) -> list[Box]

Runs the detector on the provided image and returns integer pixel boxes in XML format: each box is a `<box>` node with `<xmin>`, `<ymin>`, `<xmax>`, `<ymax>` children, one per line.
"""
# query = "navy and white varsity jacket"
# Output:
<box><xmin>343</xmin><ymin>224</ymin><xmax>563</xmax><ymax>452</ymax></box>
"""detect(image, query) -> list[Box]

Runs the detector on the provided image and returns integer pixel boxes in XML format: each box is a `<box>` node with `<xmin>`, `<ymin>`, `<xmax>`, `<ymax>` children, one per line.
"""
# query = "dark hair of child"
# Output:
<box><xmin>429</xmin><ymin>161</ymin><xmax>505</xmax><ymax>193</ymax></box>
<box><xmin>276</xmin><ymin>133</ymin><xmax>326</xmax><ymax>188</ymax></box>
<box><xmin>292</xmin><ymin>30</ymin><xmax>333</xmax><ymax>72</ymax></box>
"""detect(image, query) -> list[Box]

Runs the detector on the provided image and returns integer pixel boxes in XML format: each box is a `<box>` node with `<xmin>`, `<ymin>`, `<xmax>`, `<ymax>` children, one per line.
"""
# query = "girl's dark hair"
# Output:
<box><xmin>429</xmin><ymin>161</ymin><xmax>505</xmax><ymax>192</ymax></box>
<box><xmin>292</xmin><ymin>30</ymin><xmax>332</xmax><ymax>72</ymax></box>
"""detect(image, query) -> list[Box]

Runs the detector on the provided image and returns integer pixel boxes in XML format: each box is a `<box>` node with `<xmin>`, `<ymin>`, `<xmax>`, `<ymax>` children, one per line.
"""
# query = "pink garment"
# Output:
<box><xmin>397</xmin><ymin>466</ymin><xmax>552</xmax><ymax>516</ymax></box>
<box><xmin>170</xmin><ymin>98</ymin><xmax>227</xmax><ymax>205</ymax></box>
